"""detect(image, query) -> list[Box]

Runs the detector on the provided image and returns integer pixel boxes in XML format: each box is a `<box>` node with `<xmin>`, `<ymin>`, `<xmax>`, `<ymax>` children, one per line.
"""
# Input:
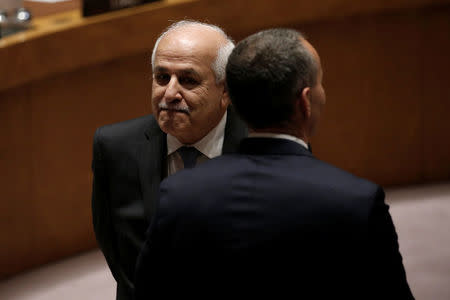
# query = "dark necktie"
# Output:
<box><xmin>178</xmin><ymin>146</ymin><xmax>201</xmax><ymax>169</ymax></box>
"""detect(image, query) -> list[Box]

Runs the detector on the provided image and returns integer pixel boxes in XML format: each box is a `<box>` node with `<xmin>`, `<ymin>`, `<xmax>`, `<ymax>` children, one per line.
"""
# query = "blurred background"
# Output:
<box><xmin>1</xmin><ymin>0</ymin><xmax>449</xmax><ymax>299</ymax></box>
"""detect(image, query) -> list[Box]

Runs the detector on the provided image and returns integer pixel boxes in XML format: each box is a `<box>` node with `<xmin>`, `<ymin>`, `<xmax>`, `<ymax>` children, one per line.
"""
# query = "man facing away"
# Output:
<box><xmin>91</xmin><ymin>21</ymin><xmax>247</xmax><ymax>300</ymax></box>
<box><xmin>134</xmin><ymin>28</ymin><xmax>414</xmax><ymax>299</ymax></box>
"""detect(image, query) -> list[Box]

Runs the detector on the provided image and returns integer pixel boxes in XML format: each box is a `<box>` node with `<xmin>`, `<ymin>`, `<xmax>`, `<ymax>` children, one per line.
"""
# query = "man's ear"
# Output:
<box><xmin>221</xmin><ymin>84</ymin><xmax>231</xmax><ymax>108</ymax></box>
<box><xmin>299</xmin><ymin>87</ymin><xmax>312</xmax><ymax>119</ymax></box>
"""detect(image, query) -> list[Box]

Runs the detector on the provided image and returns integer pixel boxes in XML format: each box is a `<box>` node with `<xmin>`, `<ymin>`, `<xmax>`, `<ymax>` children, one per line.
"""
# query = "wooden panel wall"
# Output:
<box><xmin>307</xmin><ymin>12</ymin><xmax>425</xmax><ymax>184</ymax></box>
<box><xmin>306</xmin><ymin>7</ymin><xmax>450</xmax><ymax>185</ymax></box>
<box><xmin>423</xmin><ymin>9</ymin><xmax>450</xmax><ymax>180</ymax></box>
<box><xmin>1</xmin><ymin>3</ymin><xmax>449</xmax><ymax>279</ymax></box>
<box><xmin>0</xmin><ymin>53</ymin><xmax>152</xmax><ymax>277</ymax></box>
<box><xmin>0</xmin><ymin>87</ymin><xmax>33</xmax><ymax>277</ymax></box>
<box><xmin>24</xmin><ymin>0</ymin><xmax>80</xmax><ymax>18</ymax></box>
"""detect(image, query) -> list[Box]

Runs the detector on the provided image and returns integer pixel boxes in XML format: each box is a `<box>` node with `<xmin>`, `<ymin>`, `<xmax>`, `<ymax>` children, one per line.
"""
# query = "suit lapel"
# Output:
<box><xmin>138</xmin><ymin>119</ymin><xmax>167</xmax><ymax>220</ymax></box>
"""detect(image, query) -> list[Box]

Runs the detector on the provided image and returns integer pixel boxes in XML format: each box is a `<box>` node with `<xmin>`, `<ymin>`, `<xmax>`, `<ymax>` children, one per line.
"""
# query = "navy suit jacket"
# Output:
<box><xmin>134</xmin><ymin>137</ymin><xmax>414</xmax><ymax>299</ymax></box>
<box><xmin>91</xmin><ymin>108</ymin><xmax>247</xmax><ymax>300</ymax></box>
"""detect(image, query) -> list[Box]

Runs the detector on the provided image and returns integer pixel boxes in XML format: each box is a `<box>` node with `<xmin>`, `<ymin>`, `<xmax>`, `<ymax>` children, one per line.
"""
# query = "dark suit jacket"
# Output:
<box><xmin>91</xmin><ymin>108</ymin><xmax>247</xmax><ymax>300</ymax></box>
<box><xmin>134</xmin><ymin>137</ymin><xmax>414</xmax><ymax>299</ymax></box>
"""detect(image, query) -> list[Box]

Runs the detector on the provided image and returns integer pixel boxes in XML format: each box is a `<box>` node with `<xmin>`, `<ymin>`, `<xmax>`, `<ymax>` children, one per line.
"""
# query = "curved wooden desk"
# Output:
<box><xmin>1</xmin><ymin>0</ymin><xmax>449</xmax><ymax>279</ymax></box>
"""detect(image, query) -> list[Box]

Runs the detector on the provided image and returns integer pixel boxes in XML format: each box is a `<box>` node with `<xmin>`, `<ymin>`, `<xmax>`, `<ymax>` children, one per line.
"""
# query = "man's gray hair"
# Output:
<box><xmin>151</xmin><ymin>20</ymin><xmax>235</xmax><ymax>83</ymax></box>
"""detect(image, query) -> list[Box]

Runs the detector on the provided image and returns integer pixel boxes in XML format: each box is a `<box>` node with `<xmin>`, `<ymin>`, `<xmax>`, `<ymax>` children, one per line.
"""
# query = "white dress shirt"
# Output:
<box><xmin>166</xmin><ymin>111</ymin><xmax>227</xmax><ymax>175</ymax></box>
<box><xmin>248</xmin><ymin>132</ymin><xmax>308</xmax><ymax>149</ymax></box>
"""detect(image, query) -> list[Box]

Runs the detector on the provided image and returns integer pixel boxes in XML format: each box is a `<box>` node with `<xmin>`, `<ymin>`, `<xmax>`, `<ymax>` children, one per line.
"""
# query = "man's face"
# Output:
<box><xmin>151</xmin><ymin>27</ymin><xmax>229</xmax><ymax>144</ymax></box>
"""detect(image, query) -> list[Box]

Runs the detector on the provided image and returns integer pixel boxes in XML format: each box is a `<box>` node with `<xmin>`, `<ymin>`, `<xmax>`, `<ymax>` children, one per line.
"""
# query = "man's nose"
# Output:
<box><xmin>164</xmin><ymin>76</ymin><xmax>182</xmax><ymax>102</ymax></box>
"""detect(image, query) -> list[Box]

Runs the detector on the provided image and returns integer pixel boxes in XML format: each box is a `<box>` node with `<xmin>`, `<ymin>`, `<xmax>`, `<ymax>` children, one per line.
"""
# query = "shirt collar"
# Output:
<box><xmin>167</xmin><ymin>111</ymin><xmax>227</xmax><ymax>159</ymax></box>
<box><xmin>247</xmin><ymin>132</ymin><xmax>308</xmax><ymax>149</ymax></box>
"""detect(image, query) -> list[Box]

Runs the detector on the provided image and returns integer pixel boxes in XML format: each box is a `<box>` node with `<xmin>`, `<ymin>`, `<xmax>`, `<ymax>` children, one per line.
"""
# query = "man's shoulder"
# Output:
<box><xmin>163</xmin><ymin>151</ymin><xmax>381</xmax><ymax>201</ymax></box>
<box><xmin>305</xmin><ymin>157</ymin><xmax>381</xmax><ymax>198</ymax></box>
<box><xmin>222</xmin><ymin>152</ymin><xmax>380</xmax><ymax>197</ymax></box>
<box><xmin>314</xmin><ymin>157</ymin><xmax>374</xmax><ymax>181</ymax></box>
<box><xmin>94</xmin><ymin>114</ymin><xmax>158</xmax><ymax>141</ymax></box>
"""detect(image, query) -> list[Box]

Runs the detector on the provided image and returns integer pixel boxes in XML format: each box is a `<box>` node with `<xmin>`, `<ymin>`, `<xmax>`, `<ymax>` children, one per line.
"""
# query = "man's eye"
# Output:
<box><xmin>155</xmin><ymin>74</ymin><xmax>170</xmax><ymax>85</ymax></box>
<box><xmin>179</xmin><ymin>77</ymin><xmax>199</xmax><ymax>87</ymax></box>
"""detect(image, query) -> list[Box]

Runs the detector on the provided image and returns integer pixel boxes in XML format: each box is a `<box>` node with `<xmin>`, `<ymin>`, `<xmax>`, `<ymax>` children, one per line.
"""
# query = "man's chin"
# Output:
<box><xmin>158</xmin><ymin>119</ymin><xmax>189</xmax><ymax>137</ymax></box>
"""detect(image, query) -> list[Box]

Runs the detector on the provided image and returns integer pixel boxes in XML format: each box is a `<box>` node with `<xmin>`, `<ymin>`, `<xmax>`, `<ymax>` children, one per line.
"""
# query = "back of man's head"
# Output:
<box><xmin>226</xmin><ymin>28</ymin><xmax>317</xmax><ymax>129</ymax></box>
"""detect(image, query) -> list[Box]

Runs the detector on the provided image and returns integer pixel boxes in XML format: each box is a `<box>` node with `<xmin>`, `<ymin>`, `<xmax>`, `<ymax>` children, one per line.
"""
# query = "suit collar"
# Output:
<box><xmin>238</xmin><ymin>137</ymin><xmax>313</xmax><ymax>157</ymax></box>
<box><xmin>248</xmin><ymin>132</ymin><xmax>308</xmax><ymax>149</ymax></box>
<box><xmin>139</xmin><ymin>109</ymin><xmax>246</xmax><ymax>218</ymax></box>
<box><xmin>222</xmin><ymin>105</ymin><xmax>248</xmax><ymax>154</ymax></box>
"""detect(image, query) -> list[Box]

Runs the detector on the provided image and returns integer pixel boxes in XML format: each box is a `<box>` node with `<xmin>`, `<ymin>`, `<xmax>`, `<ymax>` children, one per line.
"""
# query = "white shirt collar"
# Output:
<box><xmin>248</xmin><ymin>132</ymin><xmax>308</xmax><ymax>149</ymax></box>
<box><xmin>167</xmin><ymin>111</ymin><xmax>227</xmax><ymax>159</ymax></box>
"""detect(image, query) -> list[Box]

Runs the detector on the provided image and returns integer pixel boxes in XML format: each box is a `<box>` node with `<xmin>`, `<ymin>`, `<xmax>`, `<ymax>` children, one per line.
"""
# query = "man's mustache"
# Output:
<box><xmin>159</xmin><ymin>102</ymin><xmax>190</xmax><ymax>114</ymax></box>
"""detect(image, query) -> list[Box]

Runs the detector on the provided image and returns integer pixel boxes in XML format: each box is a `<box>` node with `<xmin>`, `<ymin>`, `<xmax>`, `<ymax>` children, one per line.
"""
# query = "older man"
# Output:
<box><xmin>134</xmin><ymin>28</ymin><xmax>414</xmax><ymax>299</ymax></box>
<box><xmin>91</xmin><ymin>21</ymin><xmax>247</xmax><ymax>300</ymax></box>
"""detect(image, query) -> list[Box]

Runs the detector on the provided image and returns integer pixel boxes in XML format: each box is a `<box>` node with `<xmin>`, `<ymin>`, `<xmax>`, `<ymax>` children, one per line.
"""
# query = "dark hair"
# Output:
<box><xmin>226</xmin><ymin>28</ymin><xmax>317</xmax><ymax>129</ymax></box>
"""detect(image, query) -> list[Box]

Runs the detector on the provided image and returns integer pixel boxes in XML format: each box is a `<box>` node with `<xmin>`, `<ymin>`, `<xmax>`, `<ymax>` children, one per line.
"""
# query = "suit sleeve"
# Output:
<box><xmin>368</xmin><ymin>186</ymin><xmax>415</xmax><ymax>300</ymax></box>
<box><xmin>92</xmin><ymin>128</ymin><xmax>121</xmax><ymax>282</ymax></box>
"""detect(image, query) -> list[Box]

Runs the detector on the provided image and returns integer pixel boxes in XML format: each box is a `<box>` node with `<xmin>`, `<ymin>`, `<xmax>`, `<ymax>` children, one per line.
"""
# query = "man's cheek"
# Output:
<box><xmin>151</xmin><ymin>97</ymin><xmax>161</xmax><ymax>113</ymax></box>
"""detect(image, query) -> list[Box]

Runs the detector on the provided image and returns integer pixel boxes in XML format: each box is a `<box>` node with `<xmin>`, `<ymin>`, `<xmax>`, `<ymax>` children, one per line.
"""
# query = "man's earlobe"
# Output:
<box><xmin>221</xmin><ymin>89</ymin><xmax>231</xmax><ymax>108</ymax></box>
<box><xmin>300</xmin><ymin>87</ymin><xmax>312</xmax><ymax>119</ymax></box>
